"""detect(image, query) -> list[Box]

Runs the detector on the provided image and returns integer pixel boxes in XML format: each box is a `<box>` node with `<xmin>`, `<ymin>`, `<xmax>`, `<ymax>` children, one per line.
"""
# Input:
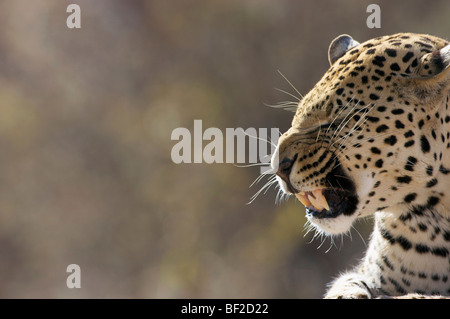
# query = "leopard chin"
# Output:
<box><xmin>306</xmin><ymin>212</ymin><xmax>359</xmax><ymax>235</ymax></box>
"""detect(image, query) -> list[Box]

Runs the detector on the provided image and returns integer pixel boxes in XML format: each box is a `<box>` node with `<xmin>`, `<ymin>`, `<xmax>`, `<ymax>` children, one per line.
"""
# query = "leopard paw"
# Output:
<box><xmin>324</xmin><ymin>272</ymin><xmax>373</xmax><ymax>299</ymax></box>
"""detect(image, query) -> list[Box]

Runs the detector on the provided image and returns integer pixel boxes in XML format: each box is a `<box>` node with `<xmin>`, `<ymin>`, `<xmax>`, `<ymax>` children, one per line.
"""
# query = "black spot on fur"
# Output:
<box><xmin>420</xmin><ymin>135</ymin><xmax>431</xmax><ymax>153</ymax></box>
<box><xmin>366</xmin><ymin>116</ymin><xmax>380</xmax><ymax>123</ymax></box>
<box><xmin>402</xmin><ymin>52</ymin><xmax>414</xmax><ymax>63</ymax></box>
<box><xmin>426</xmin><ymin>179</ymin><xmax>438</xmax><ymax>188</ymax></box>
<box><xmin>385</xmin><ymin>49</ymin><xmax>397</xmax><ymax>57</ymax></box>
<box><xmin>375</xmin><ymin>159</ymin><xmax>384</xmax><ymax>168</ymax></box>
<box><xmin>384</xmin><ymin>135</ymin><xmax>397</xmax><ymax>146</ymax></box>
<box><xmin>416</xmin><ymin>244</ymin><xmax>430</xmax><ymax>254</ymax></box>
<box><xmin>443</xmin><ymin>231</ymin><xmax>450</xmax><ymax>242</ymax></box>
<box><xmin>397</xmin><ymin>176</ymin><xmax>412</xmax><ymax>184</ymax></box>
<box><xmin>372</xmin><ymin>56</ymin><xmax>386</xmax><ymax>67</ymax></box>
<box><xmin>418</xmin><ymin>119</ymin><xmax>425</xmax><ymax>129</ymax></box>
<box><xmin>427</xmin><ymin>196</ymin><xmax>440</xmax><ymax>206</ymax></box>
<box><xmin>395</xmin><ymin>120</ymin><xmax>405</xmax><ymax>129</ymax></box>
<box><xmin>407</xmin><ymin>113</ymin><xmax>413</xmax><ymax>122</ymax></box>
<box><xmin>374</xmin><ymin>69</ymin><xmax>385</xmax><ymax>76</ymax></box>
<box><xmin>391</xmin><ymin>109</ymin><xmax>404</xmax><ymax>115</ymax></box>
<box><xmin>370</xmin><ymin>147</ymin><xmax>381</xmax><ymax>154</ymax></box>
<box><xmin>397</xmin><ymin>236</ymin><xmax>412</xmax><ymax>251</ymax></box>
<box><xmin>404</xmin><ymin>156</ymin><xmax>417</xmax><ymax>171</ymax></box>
<box><xmin>439</xmin><ymin>165</ymin><xmax>449</xmax><ymax>174</ymax></box>
<box><xmin>431</xmin><ymin>247</ymin><xmax>449</xmax><ymax>258</ymax></box>
<box><xmin>376</xmin><ymin>124</ymin><xmax>389</xmax><ymax>133</ymax></box>
<box><xmin>404</xmin><ymin>193</ymin><xmax>417</xmax><ymax>203</ymax></box>
<box><xmin>390</xmin><ymin>63</ymin><xmax>401</xmax><ymax>71</ymax></box>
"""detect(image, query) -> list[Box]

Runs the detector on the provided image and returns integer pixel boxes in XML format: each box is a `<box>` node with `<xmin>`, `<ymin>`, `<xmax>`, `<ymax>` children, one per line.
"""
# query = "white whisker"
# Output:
<box><xmin>277</xmin><ymin>70</ymin><xmax>304</xmax><ymax>100</ymax></box>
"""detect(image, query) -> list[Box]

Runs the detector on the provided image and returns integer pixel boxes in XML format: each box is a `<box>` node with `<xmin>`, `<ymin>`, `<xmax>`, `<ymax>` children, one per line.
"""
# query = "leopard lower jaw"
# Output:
<box><xmin>294</xmin><ymin>187</ymin><xmax>359</xmax><ymax>223</ymax></box>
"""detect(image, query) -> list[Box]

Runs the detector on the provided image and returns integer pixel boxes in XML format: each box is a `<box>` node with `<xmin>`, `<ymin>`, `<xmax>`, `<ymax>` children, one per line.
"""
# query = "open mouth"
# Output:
<box><xmin>295</xmin><ymin>188</ymin><xmax>358</xmax><ymax>219</ymax></box>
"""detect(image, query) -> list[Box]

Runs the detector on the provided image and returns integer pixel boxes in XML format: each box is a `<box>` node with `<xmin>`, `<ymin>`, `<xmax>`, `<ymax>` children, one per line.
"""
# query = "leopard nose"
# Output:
<box><xmin>276</xmin><ymin>154</ymin><xmax>298</xmax><ymax>192</ymax></box>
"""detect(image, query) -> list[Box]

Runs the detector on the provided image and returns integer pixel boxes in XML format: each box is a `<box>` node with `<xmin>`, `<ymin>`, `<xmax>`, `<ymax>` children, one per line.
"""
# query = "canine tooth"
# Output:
<box><xmin>295</xmin><ymin>193</ymin><xmax>311</xmax><ymax>207</ymax></box>
<box><xmin>309</xmin><ymin>195</ymin><xmax>325</xmax><ymax>211</ymax></box>
<box><xmin>312</xmin><ymin>189</ymin><xmax>330</xmax><ymax>211</ymax></box>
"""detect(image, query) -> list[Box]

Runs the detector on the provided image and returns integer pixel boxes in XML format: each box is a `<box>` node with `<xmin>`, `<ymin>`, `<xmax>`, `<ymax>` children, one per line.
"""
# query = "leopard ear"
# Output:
<box><xmin>328</xmin><ymin>34</ymin><xmax>360</xmax><ymax>66</ymax></box>
<box><xmin>417</xmin><ymin>44</ymin><xmax>450</xmax><ymax>80</ymax></box>
<box><xmin>410</xmin><ymin>44</ymin><xmax>450</xmax><ymax>103</ymax></box>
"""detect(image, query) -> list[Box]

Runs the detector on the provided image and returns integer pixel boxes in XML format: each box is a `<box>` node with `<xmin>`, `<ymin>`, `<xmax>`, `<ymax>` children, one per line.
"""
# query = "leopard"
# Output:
<box><xmin>270</xmin><ymin>33</ymin><xmax>450</xmax><ymax>298</ymax></box>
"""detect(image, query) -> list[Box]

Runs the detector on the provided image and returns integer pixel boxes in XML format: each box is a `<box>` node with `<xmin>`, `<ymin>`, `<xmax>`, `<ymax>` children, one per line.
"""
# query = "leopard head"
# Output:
<box><xmin>271</xmin><ymin>33</ymin><xmax>450</xmax><ymax>235</ymax></box>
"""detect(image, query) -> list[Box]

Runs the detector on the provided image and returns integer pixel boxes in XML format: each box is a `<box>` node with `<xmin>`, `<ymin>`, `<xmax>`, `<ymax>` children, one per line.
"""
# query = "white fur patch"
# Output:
<box><xmin>307</xmin><ymin>213</ymin><xmax>356</xmax><ymax>235</ymax></box>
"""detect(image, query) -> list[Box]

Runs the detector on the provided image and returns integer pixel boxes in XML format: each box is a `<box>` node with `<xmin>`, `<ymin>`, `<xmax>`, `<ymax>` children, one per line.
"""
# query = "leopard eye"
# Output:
<box><xmin>302</xmin><ymin>123</ymin><xmax>332</xmax><ymax>135</ymax></box>
<box><xmin>319</xmin><ymin>123</ymin><xmax>332</xmax><ymax>130</ymax></box>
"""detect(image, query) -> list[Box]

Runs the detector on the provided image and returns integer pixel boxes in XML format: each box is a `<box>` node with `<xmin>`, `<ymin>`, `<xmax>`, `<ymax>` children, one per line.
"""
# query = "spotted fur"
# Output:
<box><xmin>271</xmin><ymin>33</ymin><xmax>450</xmax><ymax>298</ymax></box>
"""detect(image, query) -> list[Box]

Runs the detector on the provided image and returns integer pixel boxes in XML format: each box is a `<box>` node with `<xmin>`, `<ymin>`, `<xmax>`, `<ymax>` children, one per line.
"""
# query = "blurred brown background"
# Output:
<box><xmin>0</xmin><ymin>0</ymin><xmax>448</xmax><ymax>298</ymax></box>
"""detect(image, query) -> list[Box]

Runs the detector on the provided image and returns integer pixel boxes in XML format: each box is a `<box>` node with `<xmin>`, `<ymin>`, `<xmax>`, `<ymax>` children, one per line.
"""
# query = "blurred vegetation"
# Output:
<box><xmin>0</xmin><ymin>0</ymin><xmax>448</xmax><ymax>298</ymax></box>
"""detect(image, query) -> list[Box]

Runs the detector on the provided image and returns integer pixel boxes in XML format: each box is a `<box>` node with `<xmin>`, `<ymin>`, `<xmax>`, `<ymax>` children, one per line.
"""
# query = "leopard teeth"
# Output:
<box><xmin>309</xmin><ymin>194</ymin><xmax>325</xmax><ymax>211</ymax></box>
<box><xmin>312</xmin><ymin>189</ymin><xmax>330</xmax><ymax>211</ymax></box>
<box><xmin>295</xmin><ymin>192</ymin><xmax>311</xmax><ymax>208</ymax></box>
<box><xmin>295</xmin><ymin>190</ymin><xmax>329</xmax><ymax>211</ymax></box>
